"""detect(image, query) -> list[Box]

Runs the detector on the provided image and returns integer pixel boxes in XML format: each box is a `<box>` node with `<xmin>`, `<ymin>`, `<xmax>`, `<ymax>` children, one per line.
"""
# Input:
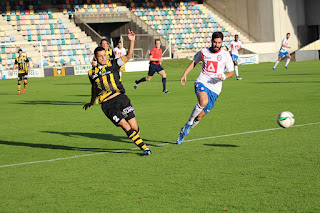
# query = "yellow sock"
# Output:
<box><xmin>24</xmin><ymin>84</ymin><xmax>27</xmax><ymax>89</ymax></box>
<box><xmin>17</xmin><ymin>84</ymin><xmax>21</xmax><ymax>91</ymax></box>
<box><xmin>127</xmin><ymin>129</ymin><xmax>148</xmax><ymax>150</ymax></box>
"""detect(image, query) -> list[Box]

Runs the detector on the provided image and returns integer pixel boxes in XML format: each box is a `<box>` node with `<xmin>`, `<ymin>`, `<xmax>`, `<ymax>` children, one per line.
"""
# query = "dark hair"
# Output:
<box><xmin>155</xmin><ymin>39</ymin><xmax>161</xmax><ymax>44</ymax></box>
<box><xmin>286</xmin><ymin>33</ymin><xmax>290</xmax><ymax>36</ymax></box>
<box><xmin>94</xmin><ymin>46</ymin><xmax>105</xmax><ymax>57</ymax></box>
<box><xmin>100</xmin><ymin>39</ymin><xmax>108</xmax><ymax>46</ymax></box>
<box><xmin>235</xmin><ymin>34</ymin><xmax>239</xmax><ymax>37</ymax></box>
<box><xmin>212</xmin><ymin>32</ymin><xmax>224</xmax><ymax>41</ymax></box>
<box><xmin>18</xmin><ymin>49</ymin><xmax>23</xmax><ymax>53</ymax></box>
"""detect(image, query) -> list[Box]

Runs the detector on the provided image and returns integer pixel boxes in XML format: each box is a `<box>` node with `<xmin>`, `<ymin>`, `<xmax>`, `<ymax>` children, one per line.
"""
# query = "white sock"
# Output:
<box><xmin>235</xmin><ymin>65</ymin><xmax>239</xmax><ymax>77</ymax></box>
<box><xmin>119</xmin><ymin>72</ymin><xmax>122</xmax><ymax>78</ymax></box>
<box><xmin>285</xmin><ymin>59</ymin><xmax>290</xmax><ymax>66</ymax></box>
<box><xmin>187</xmin><ymin>103</ymin><xmax>204</xmax><ymax>125</ymax></box>
<box><xmin>273</xmin><ymin>61</ymin><xmax>279</xmax><ymax>68</ymax></box>
<box><xmin>192</xmin><ymin>119</ymin><xmax>200</xmax><ymax>128</ymax></box>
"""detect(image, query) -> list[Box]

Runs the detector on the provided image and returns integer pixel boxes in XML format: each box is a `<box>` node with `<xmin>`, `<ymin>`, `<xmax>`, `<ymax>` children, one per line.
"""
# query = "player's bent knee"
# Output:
<box><xmin>146</xmin><ymin>76</ymin><xmax>152</xmax><ymax>81</ymax></box>
<box><xmin>199</xmin><ymin>99</ymin><xmax>208</xmax><ymax>108</ymax></box>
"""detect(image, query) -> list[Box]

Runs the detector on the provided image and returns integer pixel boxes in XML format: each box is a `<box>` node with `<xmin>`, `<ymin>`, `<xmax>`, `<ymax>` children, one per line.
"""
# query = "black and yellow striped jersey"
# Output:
<box><xmin>88</xmin><ymin>57</ymin><xmax>125</xmax><ymax>103</ymax></box>
<box><xmin>14</xmin><ymin>55</ymin><xmax>29</xmax><ymax>74</ymax></box>
<box><xmin>92</xmin><ymin>48</ymin><xmax>115</xmax><ymax>67</ymax></box>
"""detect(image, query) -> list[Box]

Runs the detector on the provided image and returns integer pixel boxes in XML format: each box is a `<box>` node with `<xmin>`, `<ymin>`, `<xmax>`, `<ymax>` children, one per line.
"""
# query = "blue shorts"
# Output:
<box><xmin>278</xmin><ymin>51</ymin><xmax>289</xmax><ymax>58</ymax></box>
<box><xmin>148</xmin><ymin>63</ymin><xmax>164</xmax><ymax>76</ymax></box>
<box><xmin>231</xmin><ymin>54</ymin><xmax>238</xmax><ymax>62</ymax></box>
<box><xmin>194</xmin><ymin>82</ymin><xmax>219</xmax><ymax>114</ymax></box>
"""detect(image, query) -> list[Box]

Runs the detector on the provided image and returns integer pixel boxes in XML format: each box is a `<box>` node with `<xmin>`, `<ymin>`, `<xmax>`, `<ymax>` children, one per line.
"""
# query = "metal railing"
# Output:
<box><xmin>73</xmin><ymin>14</ymin><xmax>102</xmax><ymax>45</ymax></box>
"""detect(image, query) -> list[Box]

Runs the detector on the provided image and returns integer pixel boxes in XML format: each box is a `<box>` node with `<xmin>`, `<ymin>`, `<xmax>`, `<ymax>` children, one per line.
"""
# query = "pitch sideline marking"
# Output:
<box><xmin>1</xmin><ymin>122</ymin><xmax>319</xmax><ymax>168</ymax></box>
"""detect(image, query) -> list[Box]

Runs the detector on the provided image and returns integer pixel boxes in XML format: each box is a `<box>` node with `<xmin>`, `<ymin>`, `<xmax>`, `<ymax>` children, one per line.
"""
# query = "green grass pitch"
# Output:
<box><xmin>0</xmin><ymin>60</ymin><xmax>319</xmax><ymax>212</ymax></box>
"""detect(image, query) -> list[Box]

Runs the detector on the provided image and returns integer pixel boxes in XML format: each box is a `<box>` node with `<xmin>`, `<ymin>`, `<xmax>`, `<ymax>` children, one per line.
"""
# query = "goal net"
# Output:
<box><xmin>0</xmin><ymin>41</ymin><xmax>44</xmax><ymax>80</ymax></box>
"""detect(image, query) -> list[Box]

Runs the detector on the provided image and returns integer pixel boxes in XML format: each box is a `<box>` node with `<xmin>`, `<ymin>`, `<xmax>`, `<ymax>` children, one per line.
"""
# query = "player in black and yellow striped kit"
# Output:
<box><xmin>83</xmin><ymin>30</ymin><xmax>151</xmax><ymax>156</ymax></box>
<box><xmin>12</xmin><ymin>49</ymin><xmax>30</xmax><ymax>95</ymax></box>
<box><xmin>91</xmin><ymin>39</ymin><xmax>115</xmax><ymax>68</ymax></box>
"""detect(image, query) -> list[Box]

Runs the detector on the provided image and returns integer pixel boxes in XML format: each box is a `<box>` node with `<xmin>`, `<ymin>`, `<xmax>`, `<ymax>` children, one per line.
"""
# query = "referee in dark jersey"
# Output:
<box><xmin>83</xmin><ymin>29</ymin><xmax>151</xmax><ymax>156</ymax></box>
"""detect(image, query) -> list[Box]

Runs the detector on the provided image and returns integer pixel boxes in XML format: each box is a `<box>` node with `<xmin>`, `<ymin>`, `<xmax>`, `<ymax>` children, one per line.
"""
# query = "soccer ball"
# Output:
<box><xmin>277</xmin><ymin>111</ymin><xmax>295</xmax><ymax>128</ymax></box>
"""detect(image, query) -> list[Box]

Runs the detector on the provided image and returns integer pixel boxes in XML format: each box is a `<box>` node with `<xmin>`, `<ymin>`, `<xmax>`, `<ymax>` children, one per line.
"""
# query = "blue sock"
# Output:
<box><xmin>162</xmin><ymin>78</ymin><xmax>166</xmax><ymax>91</ymax></box>
<box><xmin>136</xmin><ymin>77</ymin><xmax>146</xmax><ymax>84</ymax></box>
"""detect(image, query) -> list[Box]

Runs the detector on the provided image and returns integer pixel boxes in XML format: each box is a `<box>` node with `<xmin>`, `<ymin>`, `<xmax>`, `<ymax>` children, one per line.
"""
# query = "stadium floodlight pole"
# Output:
<box><xmin>0</xmin><ymin>41</ymin><xmax>44</xmax><ymax>77</ymax></box>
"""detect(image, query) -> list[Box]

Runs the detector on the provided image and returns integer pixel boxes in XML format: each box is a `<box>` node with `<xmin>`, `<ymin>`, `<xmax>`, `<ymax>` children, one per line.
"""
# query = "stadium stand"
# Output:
<box><xmin>0</xmin><ymin>0</ymin><xmax>250</xmax><ymax>70</ymax></box>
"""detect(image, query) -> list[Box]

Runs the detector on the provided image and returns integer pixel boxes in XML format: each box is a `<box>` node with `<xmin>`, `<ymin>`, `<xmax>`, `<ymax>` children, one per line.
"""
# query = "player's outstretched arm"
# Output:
<box><xmin>181</xmin><ymin>61</ymin><xmax>195</xmax><ymax>85</ymax></box>
<box><xmin>83</xmin><ymin>85</ymin><xmax>96</xmax><ymax>110</ymax></box>
<box><xmin>122</xmin><ymin>29</ymin><xmax>135</xmax><ymax>63</ymax></box>
<box><xmin>12</xmin><ymin>64</ymin><xmax>17</xmax><ymax>76</ymax></box>
<box><xmin>28</xmin><ymin>62</ymin><xmax>31</xmax><ymax>73</ymax></box>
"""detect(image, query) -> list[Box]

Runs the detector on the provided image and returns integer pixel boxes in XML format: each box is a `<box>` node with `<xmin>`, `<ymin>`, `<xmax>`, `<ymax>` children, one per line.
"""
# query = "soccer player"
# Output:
<box><xmin>113</xmin><ymin>41</ymin><xmax>127</xmax><ymax>78</ymax></box>
<box><xmin>228</xmin><ymin>34</ymin><xmax>242</xmax><ymax>80</ymax></box>
<box><xmin>273</xmin><ymin>33</ymin><xmax>291</xmax><ymax>71</ymax></box>
<box><xmin>91</xmin><ymin>39</ymin><xmax>115</xmax><ymax>68</ymax></box>
<box><xmin>83</xmin><ymin>30</ymin><xmax>151</xmax><ymax>156</ymax></box>
<box><xmin>176</xmin><ymin>31</ymin><xmax>235</xmax><ymax>144</ymax></box>
<box><xmin>134</xmin><ymin>39</ymin><xmax>170</xmax><ymax>93</ymax></box>
<box><xmin>12</xmin><ymin>49</ymin><xmax>30</xmax><ymax>95</ymax></box>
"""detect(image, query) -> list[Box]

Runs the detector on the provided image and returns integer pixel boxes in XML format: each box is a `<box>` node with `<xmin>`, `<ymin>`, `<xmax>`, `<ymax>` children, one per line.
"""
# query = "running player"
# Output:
<box><xmin>113</xmin><ymin>41</ymin><xmax>127</xmax><ymax>78</ymax></box>
<box><xmin>176</xmin><ymin>31</ymin><xmax>235</xmax><ymax>144</ymax></box>
<box><xmin>273</xmin><ymin>33</ymin><xmax>291</xmax><ymax>71</ymax></box>
<box><xmin>83</xmin><ymin>30</ymin><xmax>151</xmax><ymax>156</ymax></box>
<box><xmin>134</xmin><ymin>39</ymin><xmax>169</xmax><ymax>93</ymax></box>
<box><xmin>228</xmin><ymin>34</ymin><xmax>242</xmax><ymax>80</ymax></box>
<box><xmin>12</xmin><ymin>49</ymin><xmax>30</xmax><ymax>95</ymax></box>
<box><xmin>91</xmin><ymin>39</ymin><xmax>114</xmax><ymax>68</ymax></box>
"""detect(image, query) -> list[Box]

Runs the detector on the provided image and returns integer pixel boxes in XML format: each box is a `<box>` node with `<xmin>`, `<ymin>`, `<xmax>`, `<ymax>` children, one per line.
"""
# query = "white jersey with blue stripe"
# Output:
<box><xmin>230</xmin><ymin>40</ymin><xmax>242</xmax><ymax>56</ymax></box>
<box><xmin>279</xmin><ymin>38</ymin><xmax>289</xmax><ymax>53</ymax></box>
<box><xmin>193</xmin><ymin>48</ymin><xmax>234</xmax><ymax>95</ymax></box>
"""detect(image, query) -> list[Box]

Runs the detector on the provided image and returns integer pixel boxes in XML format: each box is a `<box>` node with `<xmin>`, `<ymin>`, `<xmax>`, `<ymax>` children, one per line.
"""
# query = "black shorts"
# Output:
<box><xmin>101</xmin><ymin>94</ymin><xmax>135</xmax><ymax>126</ymax></box>
<box><xmin>148</xmin><ymin>63</ymin><xmax>164</xmax><ymax>76</ymax></box>
<box><xmin>18</xmin><ymin>73</ymin><xmax>28</xmax><ymax>81</ymax></box>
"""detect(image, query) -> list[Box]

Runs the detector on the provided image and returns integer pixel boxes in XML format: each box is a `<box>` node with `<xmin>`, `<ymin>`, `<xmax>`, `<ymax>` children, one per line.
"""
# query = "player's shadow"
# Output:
<box><xmin>69</xmin><ymin>95</ymin><xmax>91</xmax><ymax>97</ymax></box>
<box><xmin>54</xmin><ymin>83</ymin><xmax>89</xmax><ymax>85</ymax></box>
<box><xmin>13</xmin><ymin>100</ymin><xmax>84</xmax><ymax>105</ymax></box>
<box><xmin>0</xmin><ymin>139</ymin><xmax>138</xmax><ymax>154</ymax></box>
<box><xmin>41</xmin><ymin>130</ymin><xmax>172</xmax><ymax>145</ymax></box>
<box><xmin>204</xmin><ymin>144</ymin><xmax>239</xmax><ymax>148</ymax></box>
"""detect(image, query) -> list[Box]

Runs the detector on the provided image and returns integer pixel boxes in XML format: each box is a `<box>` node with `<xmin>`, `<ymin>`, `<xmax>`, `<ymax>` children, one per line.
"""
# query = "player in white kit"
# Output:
<box><xmin>177</xmin><ymin>32</ymin><xmax>235</xmax><ymax>144</ymax></box>
<box><xmin>113</xmin><ymin>41</ymin><xmax>127</xmax><ymax>78</ymax></box>
<box><xmin>273</xmin><ymin>33</ymin><xmax>291</xmax><ymax>71</ymax></box>
<box><xmin>228</xmin><ymin>34</ymin><xmax>242</xmax><ymax>80</ymax></box>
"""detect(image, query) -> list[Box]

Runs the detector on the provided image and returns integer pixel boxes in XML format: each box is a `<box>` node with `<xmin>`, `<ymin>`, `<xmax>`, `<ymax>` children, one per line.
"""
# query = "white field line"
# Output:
<box><xmin>1</xmin><ymin>122</ymin><xmax>319</xmax><ymax>168</ymax></box>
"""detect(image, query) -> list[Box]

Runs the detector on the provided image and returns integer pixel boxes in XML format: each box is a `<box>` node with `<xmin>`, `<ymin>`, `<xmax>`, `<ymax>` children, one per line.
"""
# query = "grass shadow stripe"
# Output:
<box><xmin>1</xmin><ymin>122</ymin><xmax>319</xmax><ymax>168</ymax></box>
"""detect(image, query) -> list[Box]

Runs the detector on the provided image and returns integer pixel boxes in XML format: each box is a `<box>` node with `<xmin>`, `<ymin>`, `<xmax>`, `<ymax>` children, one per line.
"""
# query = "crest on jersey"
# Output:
<box><xmin>217</xmin><ymin>55</ymin><xmax>222</xmax><ymax>61</ymax></box>
<box><xmin>206</xmin><ymin>61</ymin><xmax>218</xmax><ymax>73</ymax></box>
